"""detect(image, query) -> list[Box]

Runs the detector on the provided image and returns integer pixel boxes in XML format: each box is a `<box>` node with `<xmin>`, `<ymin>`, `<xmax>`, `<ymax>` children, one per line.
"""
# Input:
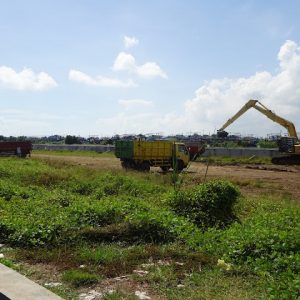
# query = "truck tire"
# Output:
<box><xmin>174</xmin><ymin>160</ymin><xmax>184</xmax><ymax>172</ymax></box>
<box><xmin>121</xmin><ymin>161</ymin><xmax>129</xmax><ymax>169</ymax></box>
<box><xmin>121</xmin><ymin>160</ymin><xmax>135</xmax><ymax>170</ymax></box>
<box><xmin>160</xmin><ymin>166</ymin><xmax>170</xmax><ymax>172</ymax></box>
<box><xmin>139</xmin><ymin>161</ymin><xmax>150</xmax><ymax>172</ymax></box>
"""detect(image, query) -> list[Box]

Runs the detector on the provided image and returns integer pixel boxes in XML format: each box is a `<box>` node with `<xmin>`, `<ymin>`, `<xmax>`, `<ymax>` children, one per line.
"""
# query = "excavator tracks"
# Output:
<box><xmin>271</xmin><ymin>155</ymin><xmax>300</xmax><ymax>165</ymax></box>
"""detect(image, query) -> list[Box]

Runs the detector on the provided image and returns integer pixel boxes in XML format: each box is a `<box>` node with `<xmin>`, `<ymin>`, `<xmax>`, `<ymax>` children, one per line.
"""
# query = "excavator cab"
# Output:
<box><xmin>278</xmin><ymin>137</ymin><xmax>298</xmax><ymax>153</ymax></box>
<box><xmin>217</xmin><ymin>130</ymin><xmax>229</xmax><ymax>138</ymax></box>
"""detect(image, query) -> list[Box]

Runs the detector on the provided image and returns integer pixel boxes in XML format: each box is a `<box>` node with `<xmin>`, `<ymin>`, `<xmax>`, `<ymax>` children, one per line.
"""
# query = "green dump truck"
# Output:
<box><xmin>115</xmin><ymin>140</ymin><xmax>190</xmax><ymax>172</ymax></box>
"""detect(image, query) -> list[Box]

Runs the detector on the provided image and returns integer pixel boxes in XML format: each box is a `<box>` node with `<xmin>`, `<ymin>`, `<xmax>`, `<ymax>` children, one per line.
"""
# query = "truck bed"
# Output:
<box><xmin>134</xmin><ymin>141</ymin><xmax>173</xmax><ymax>160</ymax></box>
<box><xmin>0</xmin><ymin>141</ymin><xmax>32</xmax><ymax>157</ymax></box>
<box><xmin>115</xmin><ymin>140</ymin><xmax>174</xmax><ymax>161</ymax></box>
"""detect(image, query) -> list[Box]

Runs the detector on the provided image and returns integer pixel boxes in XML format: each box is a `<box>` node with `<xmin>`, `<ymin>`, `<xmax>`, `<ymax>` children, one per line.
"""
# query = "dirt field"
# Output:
<box><xmin>33</xmin><ymin>154</ymin><xmax>300</xmax><ymax>201</ymax></box>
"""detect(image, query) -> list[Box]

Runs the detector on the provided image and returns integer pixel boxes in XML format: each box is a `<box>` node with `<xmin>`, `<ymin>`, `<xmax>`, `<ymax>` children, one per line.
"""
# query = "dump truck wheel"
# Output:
<box><xmin>121</xmin><ymin>161</ymin><xmax>128</xmax><ymax>169</ymax></box>
<box><xmin>121</xmin><ymin>160</ymin><xmax>134</xmax><ymax>169</ymax></box>
<box><xmin>160</xmin><ymin>166</ymin><xmax>170</xmax><ymax>172</ymax></box>
<box><xmin>140</xmin><ymin>161</ymin><xmax>150</xmax><ymax>172</ymax></box>
<box><xmin>176</xmin><ymin>160</ymin><xmax>184</xmax><ymax>172</ymax></box>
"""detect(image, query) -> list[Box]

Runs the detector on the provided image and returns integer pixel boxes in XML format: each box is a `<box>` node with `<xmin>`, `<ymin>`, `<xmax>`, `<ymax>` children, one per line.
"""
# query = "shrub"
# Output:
<box><xmin>48</xmin><ymin>190</ymin><xmax>75</xmax><ymax>207</ymax></box>
<box><xmin>70</xmin><ymin>197</ymin><xmax>148</xmax><ymax>228</ymax></box>
<box><xmin>0</xmin><ymin>193</ymin><xmax>74</xmax><ymax>247</ymax></box>
<box><xmin>0</xmin><ymin>181</ymin><xmax>18</xmax><ymax>201</ymax></box>
<box><xmin>168</xmin><ymin>180</ymin><xmax>240</xmax><ymax>228</ymax></box>
<box><xmin>95</xmin><ymin>173</ymin><xmax>165</xmax><ymax>198</ymax></box>
<box><xmin>126</xmin><ymin>210</ymin><xmax>177</xmax><ymax>243</ymax></box>
<box><xmin>125</xmin><ymin>209</ymin><xmax>200</xmax><ymax>244</ymax></box>
<box><xmin>200</xmin><ymin>205</ymin><xmax>300</xmax><ymax>299</ymax></box>
<box><xmin>71</xmin><ymin>181</ymin><xmax>94</xmax><ymax>196</ymax></box>
<box><xmin>213</xmin><ymin>207</ymin><xmax>300</xmax><ymax>266</ymax></box>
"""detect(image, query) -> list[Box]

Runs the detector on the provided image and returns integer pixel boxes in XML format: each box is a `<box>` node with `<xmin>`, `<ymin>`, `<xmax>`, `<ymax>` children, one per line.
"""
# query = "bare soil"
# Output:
<box><xmin>33</xmin><ymin>154</ymin><xmax>300</xmax><ymax>201</ymax></box>
<box><xmin>189</xmin><ymin>162</ymin><xmax>300</xmax><ymax>201</ymax></box>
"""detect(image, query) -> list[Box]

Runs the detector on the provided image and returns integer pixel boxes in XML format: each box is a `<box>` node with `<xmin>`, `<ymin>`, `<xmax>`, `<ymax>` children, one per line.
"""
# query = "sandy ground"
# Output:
<box><xmin>33</xmin><ymin>154</ymin><xmax>300</xmax><ymax>201</ymax></box>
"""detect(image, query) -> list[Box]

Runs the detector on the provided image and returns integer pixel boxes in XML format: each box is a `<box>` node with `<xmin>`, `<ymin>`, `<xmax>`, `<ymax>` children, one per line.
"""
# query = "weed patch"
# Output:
<box><xmin>169</xmin><ymin>180</ymin><xmax>240</xmax><ymax>229</ymax></box>
<box><xmin>200</xmin><ymin>204</ymin><xmax>300</xmax><ymax>299</ymax></box>
<box><xmin>62</xmin><ymin>269</ymin><xmax>99</xmax><ymax>287</ymax></box>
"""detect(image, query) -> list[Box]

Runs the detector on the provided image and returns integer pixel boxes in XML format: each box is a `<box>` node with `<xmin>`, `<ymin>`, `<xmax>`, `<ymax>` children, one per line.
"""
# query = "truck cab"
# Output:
<box><xmin>173</xmin><ymin>143</ymin><xmax>190</xmax><ymax>170</ymax></box>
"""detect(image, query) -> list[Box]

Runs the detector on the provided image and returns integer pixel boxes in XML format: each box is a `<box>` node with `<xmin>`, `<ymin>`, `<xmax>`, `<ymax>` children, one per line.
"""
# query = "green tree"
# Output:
<box><xmin>65</xmin><ymin>135</ymin><xmax>81</xmax><ymax>144</ymax></box>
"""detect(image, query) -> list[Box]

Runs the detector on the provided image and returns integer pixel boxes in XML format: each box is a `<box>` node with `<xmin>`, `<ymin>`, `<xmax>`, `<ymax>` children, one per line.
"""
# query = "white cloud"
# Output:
<box><xmin>136</xmin><ymin>62</ymin><xmax>168</xmax><ymax>79</ymax></box>
<box><xmin>98</xmin><ymin>40</ymin><xmax>300</xmax><ymax>136</ymax></box>
<box><xmin>112</xmin><ymin>52</ymin><xmax>168</xmax><ymax>79</ymax></box>
<box><xmin>112</xmin><ymin>53</ymin><xmax>136</xmax><ymax>72</ymax></box>
<box><xmin>124</xmin><ymin>36</ymin><xmax>139</xmax><ymax>49</ymax></box>
<box><xmin>69</xmin><ymin>69</ymin><xmax>137</xmax><ymax>88</ymax></box>
<box><xmin>118</xmin><ymin>99</ymin><xmax>153</xmax><ymax>109</ymax></box>
<box><xmin>182</xmin><ymin>39</ymin><xmax>300</xmax><ymax>135</ymax></box>
<box><xmin>0</xmin><ymin>66</ymin><xmax>57</xmax><ymax>91</ymax></box>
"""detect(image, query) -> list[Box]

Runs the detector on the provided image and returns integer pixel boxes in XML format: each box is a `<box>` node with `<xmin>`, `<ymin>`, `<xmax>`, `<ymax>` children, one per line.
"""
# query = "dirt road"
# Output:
<box><xmin>33</xmin><ymin>154</ymin><xmax>300</xmax><ymax>201</ymax></box>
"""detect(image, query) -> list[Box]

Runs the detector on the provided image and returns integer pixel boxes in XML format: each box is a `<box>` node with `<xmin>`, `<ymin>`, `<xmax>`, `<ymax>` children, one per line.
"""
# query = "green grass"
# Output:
<box><xmin>62</xmin><ymin>269</ymin><xmax>100</xmax><ymax>287</ymax></box>
<box><xmin>197</xmin><ymin>156</ymin><xmax>272</xmax><ymax>165</ymax></box>
<box><xmin>163</xmin><ymin>268</ymin><xmax>267</xmax><ymax>300</ymax></box>
<box><xmin>0</xmin><ymin>257</ymin><xmax>18</xmax><ymax>269</ymax></box>
<box><xmin>0</xmin><ymin>157</ymin><xmax>299</xmax><ymax>299</ymax></box>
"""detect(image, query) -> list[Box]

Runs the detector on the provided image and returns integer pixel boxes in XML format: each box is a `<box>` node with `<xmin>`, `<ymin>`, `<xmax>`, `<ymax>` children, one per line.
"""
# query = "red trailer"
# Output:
<box><xmin>0</xmin><ymin>141</ymin><xmax>32</xmax><ymax>157</ymax></box>
<box><xmin>185</xmin><ymin>142</ymin><xmax>206</xmax><ymax>160</ymax></box>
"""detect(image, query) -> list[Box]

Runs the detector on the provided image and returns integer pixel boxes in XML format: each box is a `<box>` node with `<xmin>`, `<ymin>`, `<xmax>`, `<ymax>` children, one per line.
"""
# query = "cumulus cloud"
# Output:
<box><xmin>98</xmin><ymin>40</ymin><xmax>300</xmax><ymax>136</ymax></box>
<box><xmin>69</xmin><ymin>69</ymin><xmax>137</xmax><ymax>88</ymax></box>
<box><xmin>113</xmin><ymin>52</ymin><xmax>168</xmax><ymax>79</ymax></box>
<box><xmin>183</xmin><ymin>39</ymin><xmax>300</xmax><ymax>135</ymax></box>
<box><xmin>0</xmin><ymin>66</ymin><xmax>57</xmax><ymax>91</ymax></box>
<box><xmin>113</xmin><ymin>53</ymin><xmax>136</xmax><ymax>72</ymax></box>
<box><xmin>124</xmin><ymin>36</ymin><xmax>139</xmax><ymax>48</ymax></box>
<box><xmin>118</xmin><ymin>99</ymin><xmax>153</xmax><ymax>109</ymax></box>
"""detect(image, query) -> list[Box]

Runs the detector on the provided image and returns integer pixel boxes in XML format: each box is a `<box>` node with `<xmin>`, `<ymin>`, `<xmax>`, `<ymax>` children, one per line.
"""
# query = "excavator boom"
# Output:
<box><xmin>217</xmin><ymin>99</ymin><xmax>300</xmax><ymax>164</ymax></box>
<box><xmin>218</xmin><ymin>100</ymin><xmax>258</xmax><ymax>132</ymax></box>
<box><xmin>217</xmin><ymin>99</ymin><xmax>299</xmax><ymax>140</ymax></box>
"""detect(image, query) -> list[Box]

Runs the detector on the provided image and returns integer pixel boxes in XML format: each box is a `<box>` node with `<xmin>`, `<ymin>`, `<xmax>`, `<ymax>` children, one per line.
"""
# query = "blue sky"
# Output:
<box><xmin>1</xmin><ymin>0</ymin><xmax>300</xmax><ymax>137</ymax></box>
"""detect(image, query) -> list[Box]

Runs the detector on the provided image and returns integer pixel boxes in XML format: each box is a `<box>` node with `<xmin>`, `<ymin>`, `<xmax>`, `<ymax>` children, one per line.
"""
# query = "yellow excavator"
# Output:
<box><xmin>217</xmin><ymin>99</ymin><xmax>300</xmax><ymax>164</ymax></box>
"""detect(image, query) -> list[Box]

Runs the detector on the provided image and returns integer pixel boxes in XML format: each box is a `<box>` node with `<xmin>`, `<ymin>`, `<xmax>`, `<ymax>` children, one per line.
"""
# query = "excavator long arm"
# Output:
<box><xmin>218</xmin><ymin>99</ymin><xmax>299</xmax><ymax>140</ymax></box>
<box><xmin>218</xmin><ymin>100</ymin><xmax>258</xmax><ymax>132</ymax></box>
